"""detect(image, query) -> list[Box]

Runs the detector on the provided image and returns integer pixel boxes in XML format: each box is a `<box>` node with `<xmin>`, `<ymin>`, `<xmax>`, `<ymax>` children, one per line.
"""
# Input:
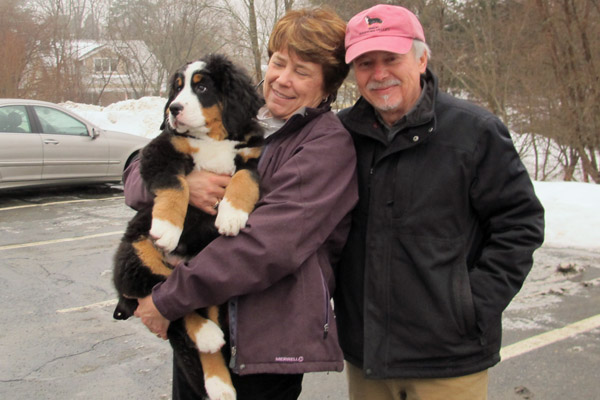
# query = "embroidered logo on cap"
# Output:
<box><xmin>365</xmin><ymin>15</ymin><xmax>383</xmax><ymax>26</ymax></box>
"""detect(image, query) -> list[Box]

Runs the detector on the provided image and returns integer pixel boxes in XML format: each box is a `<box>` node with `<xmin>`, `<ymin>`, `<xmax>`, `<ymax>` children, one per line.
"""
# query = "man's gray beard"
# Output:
<box><xmin>367</xmin><ymin>80</ymin><xmax>402</xmax><ymax>112</ymax></box>
<box><xmin>376</xmin><ymin>96</ymin><xmax>402</xmax><ymax>112</ymax></box>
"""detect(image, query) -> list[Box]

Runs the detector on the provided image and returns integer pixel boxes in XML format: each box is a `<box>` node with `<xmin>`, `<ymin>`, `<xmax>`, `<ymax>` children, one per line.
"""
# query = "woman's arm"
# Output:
<box><xmin>126</xmin><ymin>159</ymin><xmax>232</xmax><ymax>337</ymax></box>
<box><xmin>151</xmin><ymin>117</ymin><xmax>359</xmax><ymax>321</ymax></box>
<box><xmin>123</xmin><ymin>158</ymin><xmax>153</xmax><ymax>210</ymax></box>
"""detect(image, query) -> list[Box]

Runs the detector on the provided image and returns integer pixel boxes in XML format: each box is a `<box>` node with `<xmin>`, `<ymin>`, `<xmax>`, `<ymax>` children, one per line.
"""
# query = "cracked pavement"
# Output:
<box><xmin>1</xmin><ymin>185</ymin><xmax>599</xmax><ymax>400</ymax></box>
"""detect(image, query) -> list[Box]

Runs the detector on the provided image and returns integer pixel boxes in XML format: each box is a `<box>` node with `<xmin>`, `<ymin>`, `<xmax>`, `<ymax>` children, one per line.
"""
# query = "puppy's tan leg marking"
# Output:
<box><xmin>215</xmin><ymin>169</ymin><xmax>259</xmax><ymax>236</ymax></box>
<box><xmin>201</xmin><ymin>350</ymin><xmax>236</xmax><ymax>400</ymax></box>
<box><xmin>132</xmin><ymin>238</ymin><xmax>173</xmax><ymax>277</ymax></box>
<box><xmin>200</xmin><ymin>305</ymin><xmax>235</xmax><ymax>399</ymax></box>
<box><xmin>207</xmin><ymin>305</ymin><xmax>220</xmax><ymax>324</ymax></box>
<box><xmin>184</xmin><ymin>311</ymin><xmax>225</xmax><ymax>354</ymax></box>
<box><xmin>203</xmin><ymin>105</ymin><xmax>228</xmax><ymax>141</ymax></box>
<box><xmin>223</xmin><ymin>169</ymin><xmax>259</xmax><ymax>213</ymax></box>
<box><xmin>152</xmin><ymin>175</ymin><xmax>189</xmax><ymax>227</ymax></box>
<box><xmin>151</xmin><ymin>175</ymin><xmax>189</xmax><ymax>251</ymax></box>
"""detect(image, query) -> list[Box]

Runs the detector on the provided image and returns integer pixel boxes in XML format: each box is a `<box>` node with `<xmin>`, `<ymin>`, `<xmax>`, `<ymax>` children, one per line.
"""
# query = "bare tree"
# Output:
<box><xmin>111</xmin><ymin>40</ymin><xmax>166</xmax><ymax>98</ymax></box>
<box><xmin>212</xmin><ymin>0</ymin><xmax>298</xmax><ymax>83</ymax></box>
<box><xmin>527</xmin><ymin>0</ymin><xmax>600</xmax><ymax>182</ymax></box>
<box><xmin>107</xmin><ymin>0</ymin><xmax>223</xmax><ymax>77</ymax></box>
<box><xmin>0</xmin><ymin>0</ymin><xmax>41</xmax><ymax>98</ymax></box>
<box><xmin>30</xmin><ymin>0</ymin><xmax>82</xmax><ymax>102</ymax></box>
<box><xmin>308</xmin><ymin>0</ymin><xmax>379</xmax><ymax>20</ymax></box>
<box><xmin>12</xmin><ymin>0</ymin><xmax>598</xmax><ymax>183</ymax></box>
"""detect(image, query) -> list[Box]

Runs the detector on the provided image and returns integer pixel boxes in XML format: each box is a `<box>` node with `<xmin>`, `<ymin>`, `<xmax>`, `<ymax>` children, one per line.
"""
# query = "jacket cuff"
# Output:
<box><xmin>152</xmin><ymin>280</ymin><xmax>183</xmax><ymax>322</ymax></box>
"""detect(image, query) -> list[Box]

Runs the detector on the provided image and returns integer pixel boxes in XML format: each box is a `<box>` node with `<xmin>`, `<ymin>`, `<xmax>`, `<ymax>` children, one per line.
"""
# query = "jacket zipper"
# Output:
<box><xmin>228</xmin><ymin>298</ymin><xmax>238</xmax><ymax>370</ymax></box>
<box><xmin>320</xmin><ymin>271</ymin><xmax>330</xmax><ymax>339</ymax></box>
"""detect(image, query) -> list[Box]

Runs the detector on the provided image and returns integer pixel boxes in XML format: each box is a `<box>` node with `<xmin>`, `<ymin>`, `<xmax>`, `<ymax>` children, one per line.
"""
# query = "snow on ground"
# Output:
<box><xmin>533</xmin><ymin>181</ymin><xmax>600</xmax><ymax>251</ymax></box>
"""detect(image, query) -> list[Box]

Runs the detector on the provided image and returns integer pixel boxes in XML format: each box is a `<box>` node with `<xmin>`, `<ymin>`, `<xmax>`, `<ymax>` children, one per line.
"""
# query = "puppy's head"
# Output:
<box><xmin>163</xmin><ymin>55</ymin><xmax>263</xmax><ymax>141</ymax></box>
<box><xmin>163</xmin><ymin>60</ymin><xmax>220</xmax><ymax>138</ymax></box>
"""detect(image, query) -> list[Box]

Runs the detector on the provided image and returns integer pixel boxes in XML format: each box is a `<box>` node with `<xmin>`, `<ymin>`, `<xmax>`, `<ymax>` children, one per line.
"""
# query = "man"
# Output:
<box><xmin>334</xmin><ymin>4</ymin><xmax>545</xmax><ymax>400</ymax></box>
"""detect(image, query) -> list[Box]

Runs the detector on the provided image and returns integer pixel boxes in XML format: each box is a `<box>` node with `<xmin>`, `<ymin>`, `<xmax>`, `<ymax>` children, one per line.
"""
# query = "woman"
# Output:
<box><xmin>125</xmin><ymin>7</ymin><xmax>357</xmax><ymax>400</ymax></box>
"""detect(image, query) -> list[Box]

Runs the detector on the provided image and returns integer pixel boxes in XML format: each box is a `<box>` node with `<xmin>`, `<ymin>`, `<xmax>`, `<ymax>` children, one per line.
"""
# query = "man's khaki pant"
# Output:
<box><xmin>346</xmin><ymin>362</ymin><xmax>488</xmax><ymax>400</ymax></box>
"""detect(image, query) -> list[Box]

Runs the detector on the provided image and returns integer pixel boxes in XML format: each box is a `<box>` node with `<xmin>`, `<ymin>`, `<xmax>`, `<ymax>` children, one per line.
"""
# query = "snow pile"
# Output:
<box><xmin>62</xmin><ymin>96</ymin><xmax>165</xmax><ymax>138</ymax></box>
<box><xmin>533</xmin><ymin>181</ymin><xmax>600</xmax><ymax>250</ymax></box>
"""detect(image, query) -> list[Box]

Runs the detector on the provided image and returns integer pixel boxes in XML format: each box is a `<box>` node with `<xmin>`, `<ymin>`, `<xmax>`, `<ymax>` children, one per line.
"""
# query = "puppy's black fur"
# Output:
<box><xmin>112</xmin><ymin>54</ymin><xmax>263</xmax><ymax>399</ymax></box>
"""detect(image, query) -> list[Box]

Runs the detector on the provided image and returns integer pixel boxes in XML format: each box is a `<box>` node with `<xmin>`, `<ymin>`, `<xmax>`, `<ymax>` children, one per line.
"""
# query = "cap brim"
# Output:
<box><xmin>345</xmin><ymin>36</ymin><xmax>414</xmax><ymax>63</ymax></box>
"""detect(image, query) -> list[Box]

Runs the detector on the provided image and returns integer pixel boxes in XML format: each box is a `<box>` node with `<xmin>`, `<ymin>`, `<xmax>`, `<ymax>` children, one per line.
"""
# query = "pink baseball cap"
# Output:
<box><xmin>345</xmin><ymin>5</ymin><xmax>426</xmax><ymax>63</ymax></box>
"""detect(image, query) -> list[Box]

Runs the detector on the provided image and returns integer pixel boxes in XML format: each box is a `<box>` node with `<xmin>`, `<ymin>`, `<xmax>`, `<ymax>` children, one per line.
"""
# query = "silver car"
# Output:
<box><xmin>0</xmin><ymin>99</ymin><xmax>149</xmax><ymax>190</ymax></box>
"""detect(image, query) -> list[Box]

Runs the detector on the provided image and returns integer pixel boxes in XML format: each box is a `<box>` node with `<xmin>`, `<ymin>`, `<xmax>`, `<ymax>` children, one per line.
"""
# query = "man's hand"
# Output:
<box><xmin>134</xmin><ymin>295</ymin><xmax>170</xmax><ymax>340</ymax></box>
<box><xmin>186</xmin><ymin>170</ymin><xmax>231</xmax><ymax>215</ymax></box>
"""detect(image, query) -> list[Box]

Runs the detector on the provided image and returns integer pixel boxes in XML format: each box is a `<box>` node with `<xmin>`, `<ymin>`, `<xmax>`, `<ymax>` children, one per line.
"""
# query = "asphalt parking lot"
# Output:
<box><xmin>1</xmin><ymin>184</ymin><xmax>599</xmax><ymax>400</ymax></box>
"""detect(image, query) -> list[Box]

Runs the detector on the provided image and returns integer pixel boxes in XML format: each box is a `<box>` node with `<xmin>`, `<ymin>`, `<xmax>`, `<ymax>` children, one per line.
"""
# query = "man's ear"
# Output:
<box><xmin>419</xmin><ymin>53</ymin><xmax>428</xmax><ymax>73</ymax></box>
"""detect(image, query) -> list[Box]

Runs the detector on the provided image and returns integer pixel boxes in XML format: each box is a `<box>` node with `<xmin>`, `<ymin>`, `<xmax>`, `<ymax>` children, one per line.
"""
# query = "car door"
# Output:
<box><xmin>0</xmin><ymin>105</ymin><xmax>43</xmax><ymax>185</ymax></box>
<box><xmin>31</xmin><ymin>105</ymin><xmax>110</xmax><ymax>180</ymax></box>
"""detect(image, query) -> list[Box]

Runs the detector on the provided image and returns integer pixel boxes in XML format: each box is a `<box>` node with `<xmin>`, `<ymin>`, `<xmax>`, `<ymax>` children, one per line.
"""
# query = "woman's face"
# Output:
<box><xmin>263</xmin><ymin>48</ymin><xmax>326</xmax><ymax>120</ymax></box>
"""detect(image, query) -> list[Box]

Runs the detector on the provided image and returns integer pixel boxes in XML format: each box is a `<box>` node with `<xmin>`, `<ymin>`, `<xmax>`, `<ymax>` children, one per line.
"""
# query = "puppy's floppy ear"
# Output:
<box><xmin>161</xmin><ymin>66</ymin><xmax>185</xmax><ymax>131</ymax></box>
<box><xmin>160</xmin><ymin>103</ymin><xmax>168</xmax><ymax>130</ymax></box>
<box><xmin>161</xmin><ymin>74</ymin><xmax>175</xmax><ymax>130</ymax></box>
<box><xmin>203</xmin><ymin>54</ymin><xmax>263</xmax><ymax>136</ymax></box>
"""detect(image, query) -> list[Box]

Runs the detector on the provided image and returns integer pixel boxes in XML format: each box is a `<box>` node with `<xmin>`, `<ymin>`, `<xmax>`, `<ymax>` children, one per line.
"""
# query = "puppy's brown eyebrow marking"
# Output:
<box><xmin>193</xmin><ymin>73</ymin><xmax>203</xmax><ymax>84</ymax></box>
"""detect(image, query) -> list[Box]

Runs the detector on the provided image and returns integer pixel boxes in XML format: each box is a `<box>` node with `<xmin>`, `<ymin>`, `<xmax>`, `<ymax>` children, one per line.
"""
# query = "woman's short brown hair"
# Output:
<box><xmin>268</xmin><ymin>7</ymin><xmax>349</xmax><ymax>98</ymax></box>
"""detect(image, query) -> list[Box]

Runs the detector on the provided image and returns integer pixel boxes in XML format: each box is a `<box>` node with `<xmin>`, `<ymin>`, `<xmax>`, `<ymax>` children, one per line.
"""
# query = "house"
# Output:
<box><xmin>74</xmin><ymin>40</ymin><xmax>166</xmax><ymax>105</ymax></box>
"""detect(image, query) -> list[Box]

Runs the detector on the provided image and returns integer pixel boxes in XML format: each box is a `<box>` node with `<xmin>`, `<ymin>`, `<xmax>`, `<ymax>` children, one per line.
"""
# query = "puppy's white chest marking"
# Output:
<box><xmin>187</xmin><ymin>137</ymin><xmax>239</xmax><ymax>176</ymax></box>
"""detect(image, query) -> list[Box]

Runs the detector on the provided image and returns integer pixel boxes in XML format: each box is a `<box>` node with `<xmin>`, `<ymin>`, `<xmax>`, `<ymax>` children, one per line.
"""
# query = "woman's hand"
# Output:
<box><xmin>186</xmin><ymin>170</ymin><xmax>231</xmax><ymax>215</ymax></box>
<box><xmin>134</xmin><ymin>295</ymin><xmax>170</xmax><ymax>340</ymax></box>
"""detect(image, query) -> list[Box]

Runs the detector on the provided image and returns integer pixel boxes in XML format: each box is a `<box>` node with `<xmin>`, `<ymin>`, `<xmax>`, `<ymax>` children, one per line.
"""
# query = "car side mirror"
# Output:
<box><xmin>91</xmin><ymin>127</ymin><xmax>99</xmax><ymax>139</ymax></box>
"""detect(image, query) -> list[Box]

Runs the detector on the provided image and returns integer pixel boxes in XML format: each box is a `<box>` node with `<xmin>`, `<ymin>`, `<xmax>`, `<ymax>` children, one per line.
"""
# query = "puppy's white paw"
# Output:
<box><xmin>194</xmin><ymin>319</ymin><xmax>225</xmax><ymax>354</ymax></box>
<box><xmin>204</xmin><ymin>376</ymin><xmax>236</xmax><ymax>400</ymax></box>
<box><xmin>215</xmin><ymin>199</ymin><xmax>249</xmax><ymax>236</ymax></box>
<box><xmin>150</xmin><ymin>219</ymin><xmax>182</xmax><ymax>252</ymax></box>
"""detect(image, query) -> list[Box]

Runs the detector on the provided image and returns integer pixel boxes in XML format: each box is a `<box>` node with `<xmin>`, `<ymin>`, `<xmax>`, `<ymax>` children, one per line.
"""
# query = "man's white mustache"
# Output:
<box><xmin>367</xmin><ymin>80</ymin><xmax>401</xmax><ymax>90</ymax></box>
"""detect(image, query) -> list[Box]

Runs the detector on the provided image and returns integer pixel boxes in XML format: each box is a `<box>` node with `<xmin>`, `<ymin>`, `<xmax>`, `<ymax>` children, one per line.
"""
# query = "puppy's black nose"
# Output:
<box><xmin>170</xmin><ymin>103</ymin><xmax>184</xmax><ymax>116</ymax></box>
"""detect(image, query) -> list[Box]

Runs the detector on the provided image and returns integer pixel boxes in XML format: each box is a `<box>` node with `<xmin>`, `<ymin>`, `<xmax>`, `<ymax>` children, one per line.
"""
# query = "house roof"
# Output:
<box><xmin>73</xmin><ymin>40</ymin><xmax>106</xmax><ymax>59</ymax></box>
<box><xmin>72</xmin><ymin>40</ymin><xmax>154</xmax><ymax>61</ymax></box>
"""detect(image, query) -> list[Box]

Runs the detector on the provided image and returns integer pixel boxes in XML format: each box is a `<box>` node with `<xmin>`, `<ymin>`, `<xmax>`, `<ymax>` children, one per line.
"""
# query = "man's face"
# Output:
<box><xmin>352</xmin><ymin>49</ymin><xmax>427</xmax><ymax>125</ymax></box>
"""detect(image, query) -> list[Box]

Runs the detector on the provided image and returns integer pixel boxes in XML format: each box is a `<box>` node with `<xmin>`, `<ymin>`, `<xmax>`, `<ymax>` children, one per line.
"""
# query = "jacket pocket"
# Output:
<box><xmin>452</xmin><ymin>261</ymin><xmax>478</xmax><ymax>337</ymax></box>
<box><xmin>383</xmin><ymin>234</ymin><xmax>481</xmax><ymax>362</ymax></box>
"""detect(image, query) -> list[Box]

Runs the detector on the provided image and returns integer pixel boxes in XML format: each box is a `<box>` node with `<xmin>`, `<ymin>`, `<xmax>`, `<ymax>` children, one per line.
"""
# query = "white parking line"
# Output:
<box><xmin>0</xmin><ymin>231</ymin><xmax>123</xmax><ymax>251</ymax></box>
<box><xmin>57</xmin><ymin>296</ymin><xmax>599</xmax><ymax>365</ymax></box>
<box><xmin>501</xmin><ymin>313</ymin><xmax>600</xmax><ymax>361</ymax></box>
<box><xmin>57</xmin><ymin>299</ymin><xmax>118</xmax><ymax>313</ymax></box>
<box><xmin>0</xmin><ymin>196</ymin><xmax>124</xmax><ymax>211</ymax></box>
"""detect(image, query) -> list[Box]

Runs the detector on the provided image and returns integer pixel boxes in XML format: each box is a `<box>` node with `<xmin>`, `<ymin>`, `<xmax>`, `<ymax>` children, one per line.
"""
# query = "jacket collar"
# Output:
<box><xmin>263</xmin><ymin>101</ymin><xmax>331</xmax><ymax>144</ymax></box>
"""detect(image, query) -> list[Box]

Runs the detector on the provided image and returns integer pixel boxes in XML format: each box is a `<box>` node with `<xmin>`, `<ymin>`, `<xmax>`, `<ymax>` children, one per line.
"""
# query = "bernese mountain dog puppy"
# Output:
<box><xmin>112</xmin><ymin>54</ymin><xmax>263</xmax><ymax>400</ymax></box>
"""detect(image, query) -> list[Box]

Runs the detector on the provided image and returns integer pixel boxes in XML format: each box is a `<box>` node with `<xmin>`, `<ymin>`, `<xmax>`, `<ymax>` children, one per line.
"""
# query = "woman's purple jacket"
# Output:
<box><xmin>123</xmin><ymin>106</ymin><xmax>358</xmax><ymax>375</ymax></box>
